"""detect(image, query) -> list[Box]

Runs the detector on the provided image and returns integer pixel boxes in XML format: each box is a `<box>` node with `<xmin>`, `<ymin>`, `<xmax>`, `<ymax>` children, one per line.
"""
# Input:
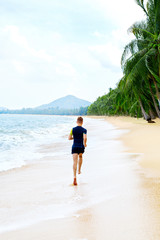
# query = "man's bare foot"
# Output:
<box><xmin>73</xmin><ymin>178</ymin><xmax>77</xmax><ymax>185</ymax></box>
<box><xmin>78</xmin><ymin>170</ymin><xmax>81</xmax><ymax>174</ymax></box>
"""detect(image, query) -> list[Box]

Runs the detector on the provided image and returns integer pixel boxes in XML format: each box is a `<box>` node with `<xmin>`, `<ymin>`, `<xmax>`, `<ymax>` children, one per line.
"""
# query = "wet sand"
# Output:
<box><xmin>1</xmin><ymin>117</ymin><xmax>160</xmax><ymax>240</ymax></box>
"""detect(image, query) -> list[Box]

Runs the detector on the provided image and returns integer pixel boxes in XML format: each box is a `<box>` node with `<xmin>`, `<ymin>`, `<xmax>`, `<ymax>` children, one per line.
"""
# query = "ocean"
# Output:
<box><xmin>0</xmin><ymin>114</ymin><xmax>76</xmax><ymax>172</ymax></box>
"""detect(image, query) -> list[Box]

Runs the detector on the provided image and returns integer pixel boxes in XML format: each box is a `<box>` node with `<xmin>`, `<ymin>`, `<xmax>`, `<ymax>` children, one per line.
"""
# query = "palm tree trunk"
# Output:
<box><xmin>138</xmin><ymin>97</ymin><xmax>151</xmax><ymax>121</ymax></box>
<box><xmin>149</xmin><ymin>108</ymin><xmax>156</xmax><ymax>119</ymax></box>
<box><xmin>148</xmin><ymin>80</ymin><xmax>160</xmax><ymax>118</ymax></box>
<box><xmin>152</xmin><ymin>78</ymin><xmax>160</xmax><ymax>108</ymax></box>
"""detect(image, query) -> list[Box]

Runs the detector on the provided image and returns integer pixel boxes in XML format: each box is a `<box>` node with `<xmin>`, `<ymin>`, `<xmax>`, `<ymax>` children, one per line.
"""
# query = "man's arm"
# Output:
<box><xmin>68</xmin><ymin>129</ymin><xmax>73</xmax><ymax>140</ymax></box>
<box><xmin>83</xmin><ymin>133</ymin><xmax>87</xmax><ymax>147</ymax></box>
<box><xmin>68</xmin><ymin>134</ymin><xmax>73</xmax><ymax>140</ymax></box>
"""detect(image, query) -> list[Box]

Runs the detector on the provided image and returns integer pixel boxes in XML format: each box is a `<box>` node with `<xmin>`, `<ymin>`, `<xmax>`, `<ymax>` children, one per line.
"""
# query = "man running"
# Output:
<box><xmin>68</xmin><ymin>117</ymin><xmax>87</xmax><ymax>186</ymax></box>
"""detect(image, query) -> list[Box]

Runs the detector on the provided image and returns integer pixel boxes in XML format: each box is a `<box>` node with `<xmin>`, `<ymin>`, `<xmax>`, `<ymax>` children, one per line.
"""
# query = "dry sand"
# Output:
<box><xmin>105</xmin><ymin>116</ymin><xmax>160</xmax><ymax>177</ymax></box>
<box><xmin>1</xmin><ymin>117</ymin><xmax>160</xmax><ymax>240</ymax></box>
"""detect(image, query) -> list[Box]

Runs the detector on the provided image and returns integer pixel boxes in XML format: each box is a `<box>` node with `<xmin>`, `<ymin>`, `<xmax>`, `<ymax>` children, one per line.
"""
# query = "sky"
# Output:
<box><xmin>0</xmin><ymin>0</ymin><xmax>145</xmax><ymax>109</ymax></box>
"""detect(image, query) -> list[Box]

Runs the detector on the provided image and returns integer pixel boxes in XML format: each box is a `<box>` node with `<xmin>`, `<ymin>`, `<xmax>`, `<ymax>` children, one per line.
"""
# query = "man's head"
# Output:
<box><xmin>77</xmin><ymin>116</ymin><xmax>83</xmax><ymax>126</ymax></box>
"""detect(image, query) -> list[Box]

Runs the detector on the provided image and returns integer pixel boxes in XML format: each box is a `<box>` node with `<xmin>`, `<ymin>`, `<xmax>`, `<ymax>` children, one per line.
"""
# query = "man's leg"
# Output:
<box><xmin>78</xmin><ymin>153</ymin><xmax>83</xmax><ymax>174</ymax></box>
<box><xmin>73</xmin><ymin>153</ymin><xmax>78</xmax><ymax>185</ymax></box>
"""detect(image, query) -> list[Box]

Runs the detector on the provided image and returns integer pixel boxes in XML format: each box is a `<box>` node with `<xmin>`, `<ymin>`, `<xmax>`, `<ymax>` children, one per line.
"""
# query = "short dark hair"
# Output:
<box><xmin>77</xmin><ymin>116</ymin><xmax>83</xmax><ymax>123</ymax></box>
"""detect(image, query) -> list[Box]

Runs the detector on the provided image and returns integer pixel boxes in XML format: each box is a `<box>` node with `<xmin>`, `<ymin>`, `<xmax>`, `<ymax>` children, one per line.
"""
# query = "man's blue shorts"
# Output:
<box><xmin>72</xmin><ymin>146</ymin><xmax>85</xmax><ymax>154</ymax></box>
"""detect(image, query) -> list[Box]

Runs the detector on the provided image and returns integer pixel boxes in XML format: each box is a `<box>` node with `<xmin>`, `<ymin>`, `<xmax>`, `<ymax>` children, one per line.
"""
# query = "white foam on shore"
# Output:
<box><xmin>0</xmin><ymin>115</ymin><xmax>76</xmax><ymax>172</ymax></box>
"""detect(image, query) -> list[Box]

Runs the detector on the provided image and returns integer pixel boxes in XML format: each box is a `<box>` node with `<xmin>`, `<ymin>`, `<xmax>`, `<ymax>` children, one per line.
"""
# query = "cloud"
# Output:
<box><xmin>0</xmin><ymin>0</ymin><xmax>146</xmax><ymax>108</ymax></box>
<box><xmin>3</xmin><ymin>25</ymin><xmax>28</xmax><ymax>48</ymax></box>
<box><xmin>3</xmin><ymin>25</ymin><xmax>53</xmax><ymax>62</ymax></box>
<box><xmin>89</xmin><ymin>28</ymin><xmax>132</xmax><ymax>70</ymax></box>
<box><xmin>92</xmin><ymin>31</ymin><xmax>107</xmax><ymax>38</ymax></box>
<box><xmin>89</xmin><ymin>43</ymin><xmax>122</xmax><ymax>70</ymax></box>
<box><xmin>55</xmin><ymin>62</ymin><xmax>77</xmax><ymax>77</ymax></box>
<box><xmin>12</xmin><ymin>60</ymin><xmax>25</xmax><ymax>74</ymax></box>
<box><xmin>87</xmin><ymin>0</ymin><xmax>145</xmax><ymax>28</ymax></box>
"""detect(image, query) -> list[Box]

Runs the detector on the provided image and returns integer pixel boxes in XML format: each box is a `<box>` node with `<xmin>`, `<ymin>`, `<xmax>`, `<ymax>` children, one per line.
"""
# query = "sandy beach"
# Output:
<box><xmin>1</xmin><ymin>117</ymin><xmax>160</xmax><ymax>240</ymax></box>
<box><xmin>105</xmin><ymin>116</ymin><xmax>160</xmax><ymax>177</ymax></box>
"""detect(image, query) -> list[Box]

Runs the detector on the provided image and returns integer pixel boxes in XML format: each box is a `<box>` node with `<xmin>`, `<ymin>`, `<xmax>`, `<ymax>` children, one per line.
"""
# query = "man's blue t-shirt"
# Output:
<box><xmin>71</xmin><ymin>126</ymin><xmax>87</xmax><ymax>148</ymax></box>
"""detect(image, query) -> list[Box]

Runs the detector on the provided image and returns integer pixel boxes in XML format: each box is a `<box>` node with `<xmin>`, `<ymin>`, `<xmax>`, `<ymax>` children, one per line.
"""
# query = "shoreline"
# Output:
<box><xmin>1</xmin><ymin>116</ymin><xmax>160</xmax><ymax>239</ymax></box>
<box><xmin>87</xmin><ymin>115</ymin><xmax>160</xmax><ymax>177</ymax></box>
<box><xmin>103</xmin><ymin>116</ymin><xmax>160</xmax><ymax>177</ymax></box>
<box><xmin>0</xmin><ymin>117</ymin><xmax>125</xmax><ymax>233</ymax></box>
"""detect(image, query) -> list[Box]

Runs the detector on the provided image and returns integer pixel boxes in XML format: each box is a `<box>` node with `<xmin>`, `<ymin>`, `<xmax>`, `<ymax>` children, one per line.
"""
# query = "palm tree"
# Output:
<box><xmin>121</xmin><ymin>0</ymin><xmax>160</xmax><ymax>120</ymax></box>
<box><xmin>87</xmin><ymin>0</ymin><xmax>160</xmax><ymax>119</ymax></box>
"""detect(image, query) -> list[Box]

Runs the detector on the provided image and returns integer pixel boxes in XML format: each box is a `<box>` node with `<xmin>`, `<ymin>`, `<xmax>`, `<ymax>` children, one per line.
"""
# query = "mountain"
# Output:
<box><xmin>0</xmin><ymin>95</ymin><xmax>91</xmax><ymax>116</ymax></box>
<box><xmin>36</xmin><ymin>95</ymin><xmax>91</xmax><ymax>110</ymax></box>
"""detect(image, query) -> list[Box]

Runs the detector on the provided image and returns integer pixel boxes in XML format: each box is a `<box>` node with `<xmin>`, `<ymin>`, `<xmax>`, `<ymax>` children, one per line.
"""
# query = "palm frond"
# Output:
<box><xmin>124</xmin><ymin>47</ymin><xmax>154</xmax><ymax>88</ymax></box>
<box><xmin>134</xmin><ymin>0</ymin><xmax>149</xmax><ymax>16</ymax></box>
<box><xmin>154</xmin><ymin>0</ymin><xmax>160</xmax><ymax>34</ymax></box>
<box><xmin>146</xmin><ymin>48</ymin><xmax>160</xmax><ymax>83</ymax></box>
<box><xmin>123</xmin><ymin>48</ymin><xmax>148</xmax><ymax>76</ymax></box>
<box><xmin>128</xmin><ymin>22</ymin><xmax>155</xmax><ymax>39</ymax></box>
<box><xmin>146</xmin><ymin>0</ymin><xmax>155</xmax><ymax>31</ymax></box>
<box><xmin>121</xmin><ymin>39</ymin><xmax>150</xmax><ymax>68</ymax></box>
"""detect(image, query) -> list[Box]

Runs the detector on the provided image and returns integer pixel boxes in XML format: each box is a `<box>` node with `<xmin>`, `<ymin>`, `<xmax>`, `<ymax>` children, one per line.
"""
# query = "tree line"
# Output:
<box><xmin>0</xmin><ymin>106</ymin><xmax>88</xmax><ymax>116</ymax></box>
<box><xmin>88</xmin><ymin>0</ymin><xmax>160</xmax><ymax>122</ymax></box>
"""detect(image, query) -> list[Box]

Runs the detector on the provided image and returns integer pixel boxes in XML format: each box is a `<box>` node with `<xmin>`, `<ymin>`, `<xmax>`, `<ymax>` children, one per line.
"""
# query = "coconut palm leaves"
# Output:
<box><xmin>120</xmin><ymin>0</ymin><xmax>160</xmax><ymax>120</ymax></box>
<box><xmin>88</xmin><ymin>0</ymin><xmax>160</xmax><ymax>121</ymax></box>
<box><xmin>155</xmin><ymin>0</ymin><xmax>160</xmax><ymax>34</ymax></box>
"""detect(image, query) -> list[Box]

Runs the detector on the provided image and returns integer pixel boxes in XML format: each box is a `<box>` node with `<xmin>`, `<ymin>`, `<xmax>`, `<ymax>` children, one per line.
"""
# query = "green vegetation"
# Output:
<box><xmin>88</xmin><ymin>0</ymin><xmax>160</xmax><ymax>121</ymax></box>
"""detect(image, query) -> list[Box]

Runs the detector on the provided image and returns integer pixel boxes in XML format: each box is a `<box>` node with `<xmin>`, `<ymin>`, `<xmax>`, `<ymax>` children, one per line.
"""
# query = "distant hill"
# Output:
<box><xmin>0</xmin><ymin>95</ymin><xmax>91</xmax><ymax>116</ymax></box>
<box><xmin>36</xmin><ymin>95</ymin><xmax>91</xmax><ymax>110</ymax></box>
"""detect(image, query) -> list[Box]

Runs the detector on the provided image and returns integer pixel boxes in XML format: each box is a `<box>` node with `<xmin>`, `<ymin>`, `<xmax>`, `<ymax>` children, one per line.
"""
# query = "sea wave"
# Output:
<box><xmin>0</xmin><ymin>114</ymin><xmax>76</xmax><ymax>172</ymax></box>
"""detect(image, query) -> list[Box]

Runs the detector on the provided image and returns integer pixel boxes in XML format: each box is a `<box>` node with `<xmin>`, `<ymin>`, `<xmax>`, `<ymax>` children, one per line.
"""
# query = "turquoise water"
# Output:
<box><xmin>0</xmin><ymin>114</ymin><xmax>76</xmax><ymax>171</ymax></box>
